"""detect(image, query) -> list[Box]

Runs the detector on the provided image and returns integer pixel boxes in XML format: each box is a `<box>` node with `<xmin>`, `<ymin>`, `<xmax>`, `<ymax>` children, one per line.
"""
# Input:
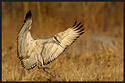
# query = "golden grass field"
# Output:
<box><xmin>2</xmin><ymin>2</ymin><xmax>123</xmax><ymax>81</ymax></box>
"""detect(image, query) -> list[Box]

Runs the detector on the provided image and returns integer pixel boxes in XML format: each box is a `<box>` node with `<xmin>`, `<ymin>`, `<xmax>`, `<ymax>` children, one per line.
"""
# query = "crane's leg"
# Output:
<box><xmin>38</xmin><ymin>65</ymin><xmax>55</xmax><ymax>78</ymax></box>
<box><xmin>38</xmin><ymin>65</ymin><xmax>50</xmax><ymax>70</ymax></box>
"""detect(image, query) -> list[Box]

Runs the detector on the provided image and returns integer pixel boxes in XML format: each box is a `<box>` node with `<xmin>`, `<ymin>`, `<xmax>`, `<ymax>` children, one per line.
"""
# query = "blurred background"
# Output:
<box><xmin>2</xmin><ymin>2</ymin><xmax>123</xmax><ymax>81</ymax></box>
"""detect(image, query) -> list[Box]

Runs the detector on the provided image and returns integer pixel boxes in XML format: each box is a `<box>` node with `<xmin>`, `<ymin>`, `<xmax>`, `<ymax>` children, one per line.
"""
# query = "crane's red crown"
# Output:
<box><xmin>54</xmin><ymin>36</ymin><xmax>57</xmax><ymax>40</ymax></box>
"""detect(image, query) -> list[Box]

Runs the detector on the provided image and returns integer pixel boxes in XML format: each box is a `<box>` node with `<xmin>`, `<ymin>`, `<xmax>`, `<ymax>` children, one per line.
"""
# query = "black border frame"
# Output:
<box><xmin>0</xmin><ymin>0</ymin><xmax>124</xmax><ymax>82</ymax></box>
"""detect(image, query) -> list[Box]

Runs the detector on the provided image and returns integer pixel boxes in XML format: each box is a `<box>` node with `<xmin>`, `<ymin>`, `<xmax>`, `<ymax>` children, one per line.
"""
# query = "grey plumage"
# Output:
<box><xmin>17</xmin><ymin>10</ymin><xmax>85</xmax><ymax>70</ymax></box>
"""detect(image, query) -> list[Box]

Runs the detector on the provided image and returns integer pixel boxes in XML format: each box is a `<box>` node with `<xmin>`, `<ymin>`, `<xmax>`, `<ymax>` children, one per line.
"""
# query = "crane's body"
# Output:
<box><xmin>17</xmin><ymin>10</ymin><xmax>85</xmax><ymax>70</ymax></box>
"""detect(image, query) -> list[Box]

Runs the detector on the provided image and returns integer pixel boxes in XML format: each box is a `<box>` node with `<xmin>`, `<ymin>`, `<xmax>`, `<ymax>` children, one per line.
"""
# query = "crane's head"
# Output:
<box><xmin>53</xmin><ymin>36</ymin><xmax>58</xmax><ymax>42</ymax></box>
<box><xmin>54</xmin><ymin>36</ymin><xmax>57</xmax><ymax>40</ymax></box>
<box><xmin>53</xmin><ymin>36</ymin><xmax>64</xmax><ymax>48</ymax></box>
<box><xmin>53</xmin><ymin>36</ymin><xmax>61</xmax><ymax>44</ymax></box>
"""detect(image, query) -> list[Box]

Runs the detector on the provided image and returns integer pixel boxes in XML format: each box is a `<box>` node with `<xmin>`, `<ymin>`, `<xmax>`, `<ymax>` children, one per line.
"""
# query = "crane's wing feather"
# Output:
<box><xmin>21</xmin><ymin>53</ymin><xmax>38</xmax><ymax>70</ymax></box>
<box><xmin>42</xmin><ymin>41</ymin><xmax>65</xmax><ymax>65</ymax></box>
<box><xmin>42</xmin><ymin>21</ymin><xmax>85</xmax><ymax>65</ymax></box>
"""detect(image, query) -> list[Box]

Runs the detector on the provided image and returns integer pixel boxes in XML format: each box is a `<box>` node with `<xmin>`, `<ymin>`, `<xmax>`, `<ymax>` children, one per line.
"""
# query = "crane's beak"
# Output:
<box><xmin>59</xmin><ymin>43</ymin><xmax>64</xmax><ymax>49</ymax></box>
<box><xmin>56</xmin><ymin>40</ymin><xmax>64</xmax><ymax>49</ymax></box>
<box><xmin>54</xmin><ymin>37</ymin><xmax>64</xmax><ymax>49</ymax></box>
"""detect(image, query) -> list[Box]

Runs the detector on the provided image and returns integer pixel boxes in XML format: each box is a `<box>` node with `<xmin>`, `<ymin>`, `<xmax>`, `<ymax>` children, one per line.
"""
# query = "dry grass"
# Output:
<box><xmin>2</xmin><ymin>2</ymin><xmax>123</xmax><ymax>81</ymax></box>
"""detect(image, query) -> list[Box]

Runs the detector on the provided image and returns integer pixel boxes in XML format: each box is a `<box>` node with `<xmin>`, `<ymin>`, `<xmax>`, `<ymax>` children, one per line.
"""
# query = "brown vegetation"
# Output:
<box><xmin>2</xmin><ymin>2</ymin><xmax>123</xmax><ymax>81</ymax></box>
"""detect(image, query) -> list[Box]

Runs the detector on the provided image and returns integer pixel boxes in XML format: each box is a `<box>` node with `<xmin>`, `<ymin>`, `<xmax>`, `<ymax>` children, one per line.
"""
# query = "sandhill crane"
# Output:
<box><xmin>17</xmin><ymin>10</ymin><xmax>85</xmax><ymax>70</ymax></box>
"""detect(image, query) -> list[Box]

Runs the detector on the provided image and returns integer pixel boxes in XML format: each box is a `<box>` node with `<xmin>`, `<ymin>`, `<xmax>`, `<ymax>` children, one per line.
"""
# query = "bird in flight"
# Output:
<box><xmin>17</xmin><ymin>10</ymin><xmax>85</xmax><ymax>70</ymax></box>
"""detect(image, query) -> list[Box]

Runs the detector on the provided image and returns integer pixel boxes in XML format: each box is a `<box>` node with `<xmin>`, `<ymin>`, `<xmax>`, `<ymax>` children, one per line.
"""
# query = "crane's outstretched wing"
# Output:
<box><xmin>17</xmin><ymin>10</ymin><xmax>33</xmax><ymax>59</ymax></box>
<box><xmin>17</xmin><ymin>10</ymin><xmax>37</xmax><ymax>70</ymax></box>
<box><xmin>41</xmin><ymin>21</ymin><xmax>85</xmax><ymax>65</ymax></box>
